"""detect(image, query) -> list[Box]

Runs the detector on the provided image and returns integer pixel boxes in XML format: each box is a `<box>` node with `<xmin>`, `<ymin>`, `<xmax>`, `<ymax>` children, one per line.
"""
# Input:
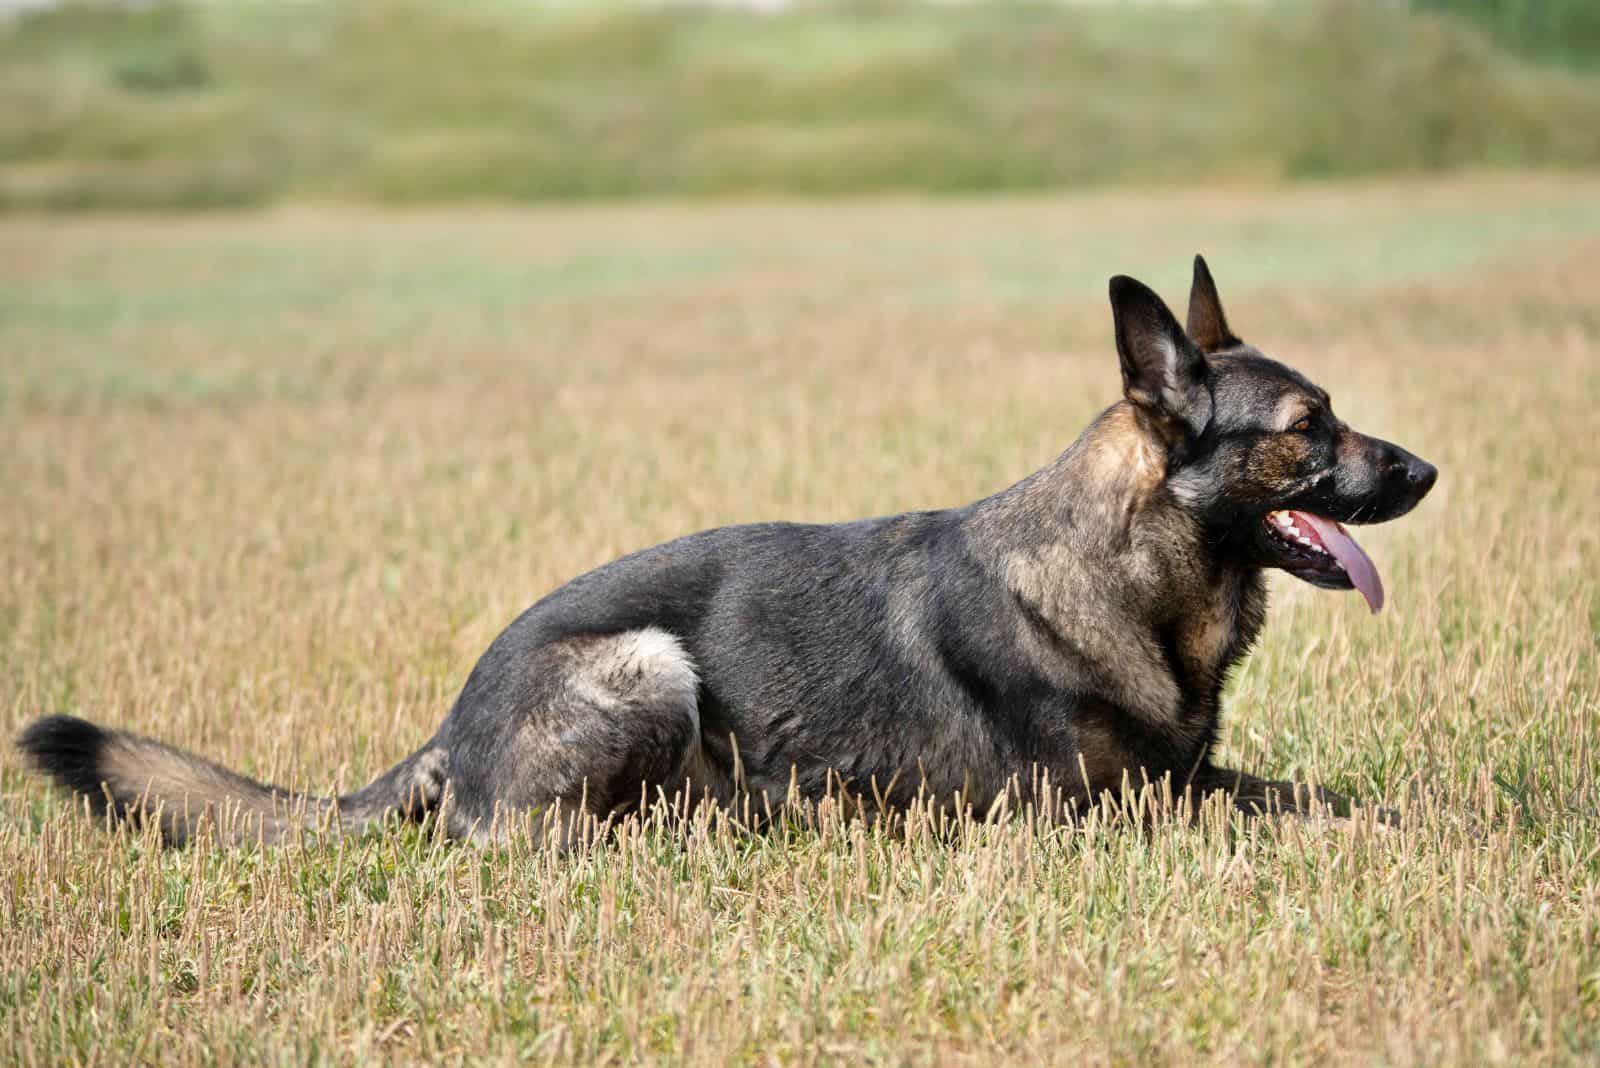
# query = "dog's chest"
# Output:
<box><xmin>1174</xmin><ymin>593</ymin><xmax>1238</xmax><ymax>687</ymax></box>
<box><xmin>1168</xmin><ymin>570</ymin><xmax>1265</xmax><ymax>705</ymax></box>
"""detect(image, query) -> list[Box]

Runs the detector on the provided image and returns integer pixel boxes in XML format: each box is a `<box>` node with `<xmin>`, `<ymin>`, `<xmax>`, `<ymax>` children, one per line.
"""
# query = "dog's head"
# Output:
<box><xmin>1108</xmin><ymin>257</ymin><xmax>1436</xmax><ymax>612</ymax></box>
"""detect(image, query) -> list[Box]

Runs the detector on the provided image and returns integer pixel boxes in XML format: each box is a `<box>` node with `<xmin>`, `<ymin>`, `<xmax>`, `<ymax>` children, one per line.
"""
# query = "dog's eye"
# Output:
<box><xmin>1290</xmin><ymin>416</ymin><xmax>1314</xmax><ymax>433</ymax></box>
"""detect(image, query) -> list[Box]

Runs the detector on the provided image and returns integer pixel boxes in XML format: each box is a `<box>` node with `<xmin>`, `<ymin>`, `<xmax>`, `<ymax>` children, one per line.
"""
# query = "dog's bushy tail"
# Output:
<box><xmin>16</xmin><ymin>715</ymin><xmax>445</xmax><ymax>847</ymax></box>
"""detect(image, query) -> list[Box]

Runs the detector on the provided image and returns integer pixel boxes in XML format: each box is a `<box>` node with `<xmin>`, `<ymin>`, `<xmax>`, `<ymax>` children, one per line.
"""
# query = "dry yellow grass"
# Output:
<box><xmin>2</xmin><ymin>174</ymin><xmax>1598</xmax><ymax>1065</ymax></box>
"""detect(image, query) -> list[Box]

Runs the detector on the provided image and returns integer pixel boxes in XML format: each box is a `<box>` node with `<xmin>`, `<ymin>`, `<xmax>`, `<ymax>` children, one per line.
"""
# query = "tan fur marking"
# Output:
<box><xmin>1250</xmin><ymin>435</ymin><xmax>1313</xmax><ymax>483</ymax></box>
<box><xmin>1084</xmin><ymin>404</ymin><xmax>1166</xmax><ymax>519</ymax></box>
<box><xmin>1002</xmin><ymin>544</ymin><xmax>1183</xmax><ymax>722</ymax></box>
<box><xmin>1174</xmin><ymin>581</ymin><xmax>1240</xmax><ymax>685</ymax></box>
<box><xmin>1275</xmin><ymin>394</ymin><xmax>1313</xmax><ymax>431</ymax></box>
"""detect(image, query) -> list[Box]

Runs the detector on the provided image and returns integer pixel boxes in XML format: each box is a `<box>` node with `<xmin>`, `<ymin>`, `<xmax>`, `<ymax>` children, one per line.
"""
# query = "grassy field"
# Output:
<box><xmin>3</xmin><ymin>0</ymin><xmax>1600</xmax><ymax>210</ymax></box>
<box><xmin>3</xmin><ymin>174</ymin><xmax>1600</xmax><ymax>1064</ymax></box>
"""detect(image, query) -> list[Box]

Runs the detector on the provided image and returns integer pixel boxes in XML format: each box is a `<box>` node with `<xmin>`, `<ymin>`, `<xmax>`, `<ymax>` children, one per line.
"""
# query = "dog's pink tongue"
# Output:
<box><xmin>1295</xmin><ymin>512</ymin><xmax>1384</xmax><ymax>613</ymax></box>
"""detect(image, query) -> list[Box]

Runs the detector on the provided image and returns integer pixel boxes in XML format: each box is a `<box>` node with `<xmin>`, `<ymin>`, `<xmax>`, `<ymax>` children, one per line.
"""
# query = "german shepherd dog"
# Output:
<box><xmin>18</xmin><ymin>257</ymin><xmax>1436</xmax><ymax>846</ymax></box>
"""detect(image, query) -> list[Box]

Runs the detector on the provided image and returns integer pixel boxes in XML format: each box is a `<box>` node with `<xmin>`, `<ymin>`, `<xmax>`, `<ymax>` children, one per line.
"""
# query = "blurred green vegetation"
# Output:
<box><xmin>1418</xmin><ymin>0</ymin><xmax>1600</xmax><ymax>70</ymax></box>
<box><xmin>1</xmin><ymin>0</ymin><xmax>1598</xmax><ymax>211</ymax></box>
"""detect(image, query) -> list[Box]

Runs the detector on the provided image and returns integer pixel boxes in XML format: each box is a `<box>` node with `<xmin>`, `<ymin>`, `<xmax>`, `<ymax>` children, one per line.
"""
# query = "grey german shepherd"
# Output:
<box><xmin>18</xmin><ymin>257</ymin><xmax>1437</xmax><ymax>846</ymax></box>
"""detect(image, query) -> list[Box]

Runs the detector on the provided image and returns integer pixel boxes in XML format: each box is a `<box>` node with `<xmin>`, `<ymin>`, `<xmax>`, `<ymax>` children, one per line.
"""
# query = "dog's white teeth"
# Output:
<box><xmin>1269</xmin><ymin>510</ymin><xmax>1332</xmax><ymax>556</ymax></box>
<box><xmin>1271</xmin><ymin>512</ymin><xmax>1302</xmax><ymax>535</ymax></box>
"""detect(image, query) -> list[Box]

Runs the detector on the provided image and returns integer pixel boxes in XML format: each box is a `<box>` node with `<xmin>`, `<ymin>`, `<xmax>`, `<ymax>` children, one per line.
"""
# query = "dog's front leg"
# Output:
<box><xmin>1191</xmin><ymin>765</ymin><xmax>1390</xmax><ymax>823</ymax></box>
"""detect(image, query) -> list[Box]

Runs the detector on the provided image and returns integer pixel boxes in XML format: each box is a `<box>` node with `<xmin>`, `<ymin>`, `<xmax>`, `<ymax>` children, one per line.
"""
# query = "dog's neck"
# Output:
<box><xmin>973</xmin><ymin>402</ymin><xmax>1180</xmax><ymax>554</ymax></box>
<box><xmin>967</xmin><ymin>401</ymin><xmax>1267</xmax><ymax>731</ymax></box>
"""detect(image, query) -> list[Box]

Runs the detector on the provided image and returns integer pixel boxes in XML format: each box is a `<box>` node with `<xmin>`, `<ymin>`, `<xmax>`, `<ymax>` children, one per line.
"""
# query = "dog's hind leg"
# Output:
<box><xmin>14</xmin><ymin>628</ymin><xmax>712</xmax><ymax>848</ymax></box>
<box><xmin>441</xmin><ymin>627</ymin><xmax>719</xmax><ymax>847</ymax></box>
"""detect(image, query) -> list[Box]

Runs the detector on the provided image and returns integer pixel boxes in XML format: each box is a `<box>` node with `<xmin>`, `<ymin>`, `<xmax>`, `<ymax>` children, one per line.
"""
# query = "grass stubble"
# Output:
<box><xmin>1</xmin><ymin>175</ymin><xmax>1599</xmax><ymax>1065</ymax></box>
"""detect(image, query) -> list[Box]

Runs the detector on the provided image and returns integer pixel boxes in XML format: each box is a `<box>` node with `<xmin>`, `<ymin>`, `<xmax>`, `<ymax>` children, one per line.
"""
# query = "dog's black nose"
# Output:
<box><xmin>1406</xmin><ymin>458</ymin><xmax>1437</xmax><ymax>495</ymax></box>
<box><xmin>1383</xmin><ymin>446</ymin><xmax>1436</xmax><ymax>502</ymax></box>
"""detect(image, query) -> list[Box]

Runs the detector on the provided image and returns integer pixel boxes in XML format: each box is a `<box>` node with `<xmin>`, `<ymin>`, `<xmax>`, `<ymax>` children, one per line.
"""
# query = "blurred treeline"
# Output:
<box><xmin>1</xmin><ymin>0</ymin><xmax>1598</xmax><ymax>211</ymax></box>
<box><xmin>1418</xmin><ymin>0</ymin><xmax>1600</xmax><ymax>70</ymax></box>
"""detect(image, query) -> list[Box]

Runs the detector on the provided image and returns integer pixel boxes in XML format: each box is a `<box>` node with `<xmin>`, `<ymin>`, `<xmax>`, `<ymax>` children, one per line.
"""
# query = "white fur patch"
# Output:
<box><xmin>580</xmin><ymin>627</ymin><xmax>701</xmax><ymax>731</ymax></box>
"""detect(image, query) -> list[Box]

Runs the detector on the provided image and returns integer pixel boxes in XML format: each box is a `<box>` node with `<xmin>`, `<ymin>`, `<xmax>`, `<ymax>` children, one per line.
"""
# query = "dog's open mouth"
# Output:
<box><xmin>1262</xmin><ymin>510</ymin><xmax>1384</xmax><ymax>613</ymax></box>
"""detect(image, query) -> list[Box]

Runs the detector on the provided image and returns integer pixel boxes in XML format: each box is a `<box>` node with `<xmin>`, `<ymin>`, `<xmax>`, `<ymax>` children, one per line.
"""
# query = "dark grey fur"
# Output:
<box><xmin>17</xmin><ymin>257</ymin><xmax>1438</xmax><ymax>846</ymax></box>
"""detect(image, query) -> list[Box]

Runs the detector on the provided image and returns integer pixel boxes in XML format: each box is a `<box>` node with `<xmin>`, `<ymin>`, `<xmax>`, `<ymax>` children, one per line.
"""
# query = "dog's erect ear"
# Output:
<box><xmin>1185</xmin><ymin>254</ymin><xmax>1240</xmax><ymax>354</ymax></box>
<box><xmin>1109</xmin><ymin>275</ymin><xmax>1211</xmax><ymax>438</ymax></box>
